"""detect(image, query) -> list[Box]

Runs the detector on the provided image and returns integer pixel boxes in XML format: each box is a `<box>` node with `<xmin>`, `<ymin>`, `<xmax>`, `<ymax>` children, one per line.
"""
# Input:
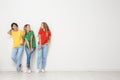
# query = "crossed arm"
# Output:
<box><xmin>25</xmin><ymin>35</ymin><xmax>33</xmax><ymax>50</ymax></box>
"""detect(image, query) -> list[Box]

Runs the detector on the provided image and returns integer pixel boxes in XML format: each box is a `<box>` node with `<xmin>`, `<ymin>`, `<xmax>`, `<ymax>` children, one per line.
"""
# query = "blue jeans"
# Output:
<box><xmin>37</xmin><ymin>44</ymin><xmax>48</xmax><ymax>70</ymax></box>
<box><xmin>11</xmin><ymin>45</ymin><xmax>23</xmax><ymax>71</ymax></box>
<box><xmin>25</xmin><ymin>47</ymin><xmax>36</xmax><ymax>69</ymax></box>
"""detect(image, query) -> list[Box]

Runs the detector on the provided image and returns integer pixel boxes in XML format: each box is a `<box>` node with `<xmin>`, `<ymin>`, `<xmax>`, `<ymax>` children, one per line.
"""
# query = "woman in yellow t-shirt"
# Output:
<box><xmin>8</xmin><ymin>23</ymin><xmax>24</xmax><ymax>72</ymax></box>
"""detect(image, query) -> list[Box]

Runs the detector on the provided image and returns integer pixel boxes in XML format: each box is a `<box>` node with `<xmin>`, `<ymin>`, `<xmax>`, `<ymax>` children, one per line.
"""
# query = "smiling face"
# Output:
<box><xmin>24</xmin><ymin>24</ymin><xmax>31</xmax><ymax>34</ymax></box>
<box><xmin>26</xmin><ymin>25</ymin><xmax>31</xmax><ymax>32</ymax></box>
<box><xmin>41</xmin><ymin>23</ymin><xmax>44</xmax><ymax>29</ymax></box>
<box><xmin>11</xmin><ymin>23</ymin><xmax>18</xmax><ymax>31</ymax></box>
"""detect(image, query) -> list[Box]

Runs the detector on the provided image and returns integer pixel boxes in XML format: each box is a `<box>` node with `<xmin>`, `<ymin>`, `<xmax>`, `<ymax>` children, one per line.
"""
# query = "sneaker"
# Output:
<box><xmin>17</xmin><ymin>64</ymin><xmax>22</xmax><ymax>72</ymax></box>
<box><xmin>36</xmin><ymin>68</ymin><xmax>41</xmax><ymax>73</ymax></box>
<box><xmin>24</xmin><ymin>68</ymin><xmax>28</xmax><ymax>73</ymax></box>
<box><xmin>41</xmin><ymin>69</ymin><xmax>45</xmax><ymax>72</ymax></box>
<box><xmin>28</xmin><ymin>69</ymin><xmax>32</xmax><ymax>74</ymax></box>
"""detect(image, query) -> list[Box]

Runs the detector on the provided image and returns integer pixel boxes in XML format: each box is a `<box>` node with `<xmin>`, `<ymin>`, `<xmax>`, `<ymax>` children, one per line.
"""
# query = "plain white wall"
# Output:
<box><xmin>0</xmin><ymin>0</ymin><xmax>120</xmax><ymax>71</ymax></box>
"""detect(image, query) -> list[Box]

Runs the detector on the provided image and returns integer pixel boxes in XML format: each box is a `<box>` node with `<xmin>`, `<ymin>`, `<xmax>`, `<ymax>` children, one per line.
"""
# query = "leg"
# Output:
<box><xmin>25</xmin><ymin>47</ymin><xmax>29</xmax><ymax>69</ymax></box>
<box><xmin>27</xmin><ymin>49</ymin><xmax>34</xmax><ymax>69</ymax></box>
<box><xmin>37</xmin><ymin>45</ymin><xmax>43</xmax><ymax>69</ymax></box>
<box><xmin>16</xmin><ymin>45</ymin><xmax>23</xmax><ymax>71</ymax></box>
<box><xmin>11</xmin><ymin>47</ymin><xmax>18</xmax><ymax>64</ymax></box>
<box><xmin>42</xmin><ymin>44</ymin><xmax>48</xmax><ymax>70</ymax></box>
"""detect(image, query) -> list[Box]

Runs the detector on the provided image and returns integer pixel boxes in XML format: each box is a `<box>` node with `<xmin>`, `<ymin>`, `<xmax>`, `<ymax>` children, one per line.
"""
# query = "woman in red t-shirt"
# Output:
<box><xmin>37</xmin><ymin>22</ymin><xmax>51</xmax><ymax>72</ymax></box>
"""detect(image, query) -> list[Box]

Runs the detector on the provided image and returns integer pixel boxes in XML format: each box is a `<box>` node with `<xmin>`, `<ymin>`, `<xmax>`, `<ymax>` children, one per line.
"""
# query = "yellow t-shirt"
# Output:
<box><xmin>11</xmin><ymin>30</ymin><xmax>24</xmax><ymax>48</ymax></box>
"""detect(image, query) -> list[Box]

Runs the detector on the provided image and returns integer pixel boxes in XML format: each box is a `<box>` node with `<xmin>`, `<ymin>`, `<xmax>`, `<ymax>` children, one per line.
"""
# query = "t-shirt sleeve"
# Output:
<box><xmin>30</xmin><ymin>30</ymin><xmax>34</xmax><ymax>36</ymax></box>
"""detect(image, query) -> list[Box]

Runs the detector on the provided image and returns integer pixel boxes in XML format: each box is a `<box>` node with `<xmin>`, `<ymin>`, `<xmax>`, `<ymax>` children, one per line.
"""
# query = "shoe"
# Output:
<box><xmin>24</xmin><ymin>64</ymin><xmax>29</xmax><ymax>73</ymax></box>
<box><xmin>24</xmin><ymin>68</ymin><xmax>28</xmax><ymax>73</ymax></box>
<box><xmin>36</xmin><ymin>68</ymin><xmax>41</xmax><ymax>73</ymax></box>
<box><xmin>41</xmin><ymin>69</ymin><xmax>45</xmax><ymax>72</ymax></box>
<box><xmin>17</xmin><ymin>64</ymin><xmax>22</xmax><ymax>72</ymax></box>
<box><xmin>28</xmin><ymin>69</ymin><xmax>32</xmax><ymax>74</ymax></box>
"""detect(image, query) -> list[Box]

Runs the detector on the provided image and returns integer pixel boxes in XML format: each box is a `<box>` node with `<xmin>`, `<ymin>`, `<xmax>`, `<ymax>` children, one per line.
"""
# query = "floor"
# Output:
<box><xmin>0</xmin><ymin>71</ymin><xmax>120</xmax><ymax>80</ymax></box>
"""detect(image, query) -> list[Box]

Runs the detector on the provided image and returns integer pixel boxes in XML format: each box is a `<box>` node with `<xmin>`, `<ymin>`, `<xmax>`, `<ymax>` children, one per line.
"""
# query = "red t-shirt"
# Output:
<box><xmin>38</xmin><ymin>28</ymin><xmax>51</xmax><ymax>45</ymax></box>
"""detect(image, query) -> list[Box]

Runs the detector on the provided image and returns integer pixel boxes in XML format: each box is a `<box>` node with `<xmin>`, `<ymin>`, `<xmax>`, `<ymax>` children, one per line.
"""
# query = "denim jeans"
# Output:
<box><xmin>11</xmin><ymin>45</ymin><xmax>24</xmax><ymax>71</ymax></box>
<box><xmin>37</xmin><ymin>44</ymin><xmax>48</xmax><ymax>70</ymax></box>
<box><xmin>25</xmin><ymin>47</ymin><xmax>36</xmax><ymax>69</ymax></box>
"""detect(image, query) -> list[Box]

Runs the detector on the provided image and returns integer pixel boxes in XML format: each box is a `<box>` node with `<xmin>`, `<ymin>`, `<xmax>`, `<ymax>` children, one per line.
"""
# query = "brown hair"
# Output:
<box><xmin>42</xmin><ymin>22</ymin><xmax>50</xmax><ymax>32</ymax></box>
<box><xmin>11</xmin><ymin>22</ymin><xmax>18</xmax><ymax>30</ymax></box>
<box><xmin>24</xmin><ymin>24</ymin><xmax>30</xmax><ymax>35</ymax></box>
<box><xmin>41</xmin><ymin>22</ymin><xmax>50</xmax><ymax>37</ymax></box>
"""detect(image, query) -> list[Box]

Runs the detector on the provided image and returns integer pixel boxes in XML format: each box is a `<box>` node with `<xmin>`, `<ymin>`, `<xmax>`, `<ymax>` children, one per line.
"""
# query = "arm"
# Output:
<box><xmin>21</xmin><ymin>31</ymin><xmax>25</xmax><ymax>45</ymax></box>
<box><xmin>7</xmin><ymin>29</ymin><xmax>12</xmax><ymax>35</ymax></box>
<box><xmin>47</xmin><ymin>36</ymin><xmax>51</xmax><ymax>44</ymax></box>
<box><xmin>30</xmin><ymin>35</ymin><xmax>33</xmax><ymax>50</ymax></box>
<box><xmin>47</xmin><ymin>31</ymin><xmax>51</xmax><ymax>44</ymax></box>
<box><xmin>38</xmin><ymin>34</ymin><xmax>42</xmax><ymax>49</ymax></box>
<box><xmin>21</xmin><ymin>36</ymin><xmax>25</xmax><ymax>45</ymax></box>
<box><xmin>25</xmin><ymin>38</ymin><xmax>30</xmax><ymax>49</ymax></box>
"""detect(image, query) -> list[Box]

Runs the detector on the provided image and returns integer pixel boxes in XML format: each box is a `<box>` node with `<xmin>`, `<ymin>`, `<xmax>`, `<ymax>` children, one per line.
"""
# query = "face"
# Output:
<box><xmin>41</xmin><ymin>23</ymin><xmax>44</xmax><ymax>29</ymax></box>
<box><xmin>12</xmin><ymin>24</ymin><xmax>18</xmax><ymax>31</ymax></box>
<box><xmin>26</xmin><ymin>25</ymin><xmax>30</xmax><ymax>31</ymax></box>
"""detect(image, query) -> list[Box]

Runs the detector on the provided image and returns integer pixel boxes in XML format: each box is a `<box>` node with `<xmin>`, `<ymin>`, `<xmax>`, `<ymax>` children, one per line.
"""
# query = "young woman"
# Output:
<box><xmin>37</xmin><ymin>22</ymin><xmax>51</xmax><ymax>72</ymax></box>
<box><xmin>8</xmin><ymin>23</ymin><xmax>24</xmax><ymax>72</ymax></box>
<box><xmin>24</xmin><ymin>24</ymin><xmax>36</xmax><ymax>73</ymax></box>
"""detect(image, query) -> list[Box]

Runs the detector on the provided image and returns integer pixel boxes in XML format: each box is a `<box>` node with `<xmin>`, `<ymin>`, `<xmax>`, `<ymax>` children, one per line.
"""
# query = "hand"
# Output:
<box><xmin>38</xmin><ymin>45</ymin><xmax>42</xmax><ymax>50</ymax></box>
<box><xmin>29</xmin><ymin>48</ymin><xmax>33</xmax><ymax>51</ymax></box>
<box><xmin>8</xmin><ymin>29</ymin><xmax>12</xmax><ymax>35</ymax></box>
<box><xmin>10</xmin><ymin>29</ymin><xmax>12</xmax><ymax>32</ymax></box>
<box><xmin>46</xmin><ymin>42</ymin><xmax>49</xmax><ymax>45</ymax></box>
<box><xmin>20</xmin><ymin>43</ymin><xmax>24</xmax><ymax>46</ymax></box>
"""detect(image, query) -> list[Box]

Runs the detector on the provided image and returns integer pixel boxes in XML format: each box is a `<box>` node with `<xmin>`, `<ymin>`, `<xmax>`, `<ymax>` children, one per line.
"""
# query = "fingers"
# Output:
<box><xmin>38</xmin><ymin>46</ymin><xmax>42</xmax><ymax>50</ymax></box>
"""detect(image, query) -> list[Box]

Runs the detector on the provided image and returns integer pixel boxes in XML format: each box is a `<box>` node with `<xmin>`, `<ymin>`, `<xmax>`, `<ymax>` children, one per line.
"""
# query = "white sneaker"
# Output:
<box><xmin>36</xmin><ymin>68</ymin><xmax>41</xmax><ymax>73</ymax></box>
<box><xmin>41</xmin><ymin>69</ymin><xmax>45</xmax><ymax>72</ymax></box>
<box><xmin>36</xmin><ymin>69</ymin><xmax>40</xmax><ymax>73</ymax></box>
<box><xmin>24</xmin><ymin>67</ymin><xmax>28</xmax><ymax>73</ymax></box>
<box><xmin>28</xmin><ymin>69</ymin><xmax>31</xmax><ymax>73</ymax></box>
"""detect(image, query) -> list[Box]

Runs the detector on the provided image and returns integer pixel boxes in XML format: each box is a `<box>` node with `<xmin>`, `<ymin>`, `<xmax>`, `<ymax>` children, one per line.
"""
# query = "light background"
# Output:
<box><xmin>0</xmin><ymin>0</ymin><xmax>120</xmax><ymax>71</ymax></box>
